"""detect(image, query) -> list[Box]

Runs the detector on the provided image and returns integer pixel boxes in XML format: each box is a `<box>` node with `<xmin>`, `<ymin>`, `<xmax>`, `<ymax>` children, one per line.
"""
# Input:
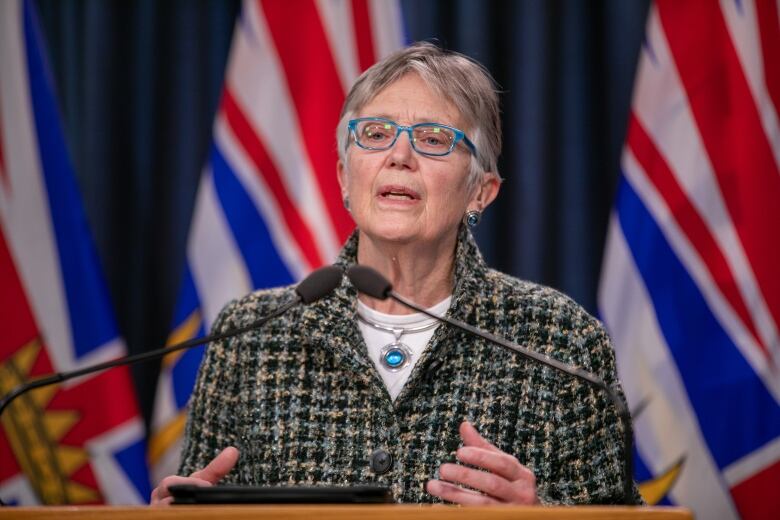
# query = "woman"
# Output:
<box><xmin>152</xmin><ymin>42</ymin><xmax>640</xmax><ymax>505</ymax></box>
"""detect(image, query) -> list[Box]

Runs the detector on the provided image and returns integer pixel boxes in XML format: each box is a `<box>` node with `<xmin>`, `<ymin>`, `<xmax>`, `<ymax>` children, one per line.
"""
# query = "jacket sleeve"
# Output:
<box><xmin>537</xmin><ymin>314</ymin><xmax>644</xmax><ymax>505</ymax></box>
<box><xmin>177</xmin><ymin>298</ymin><xmax>245</xmax><ymax>481</ymax></box>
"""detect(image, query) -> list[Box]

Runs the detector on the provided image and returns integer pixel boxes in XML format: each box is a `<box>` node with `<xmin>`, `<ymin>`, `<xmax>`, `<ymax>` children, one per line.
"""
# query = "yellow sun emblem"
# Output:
<box><xmin>0</xmin><ymin>340</ymin><xmax>99</xmax><ymax>504</ymax></box>
<box><xmin>638</xmin><ymin>458</ymin><xmax>685</xmax><ymax>504</ymax></box>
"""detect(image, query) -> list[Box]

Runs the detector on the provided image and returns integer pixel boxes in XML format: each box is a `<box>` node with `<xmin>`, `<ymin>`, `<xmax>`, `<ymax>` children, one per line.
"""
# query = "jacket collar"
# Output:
<box><xmin>333</xmin><ymin>224</ymin><xmax>489</xmax><ymax>304</ymax></box>
<box><xmin>301</xmin><ymin>225</ymin><xmax>489</xmax><ymax>400</ymax></box>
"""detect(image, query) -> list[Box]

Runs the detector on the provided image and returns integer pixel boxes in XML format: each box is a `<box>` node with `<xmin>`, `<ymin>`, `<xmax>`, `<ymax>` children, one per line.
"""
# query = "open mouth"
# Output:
<box><xmin>378</xmin><ymin>185</ymin><xmax>420</xmax><ymax>201</ymax></box>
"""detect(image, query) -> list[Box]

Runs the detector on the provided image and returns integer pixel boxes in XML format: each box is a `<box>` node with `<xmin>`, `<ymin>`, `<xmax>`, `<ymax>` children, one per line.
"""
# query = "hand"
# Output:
<box><xmin>150</xmin><ymin>446</ymin><xmax>239</xmax><ymax>506</ymax></box>
<box><xmin>427</xmin><ymin>421</ymin><xmax>539</xmax><ymax>505</ymax></box>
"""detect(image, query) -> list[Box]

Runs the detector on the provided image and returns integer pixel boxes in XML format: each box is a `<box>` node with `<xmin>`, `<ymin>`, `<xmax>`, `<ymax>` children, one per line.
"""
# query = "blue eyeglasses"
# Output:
<box><xmin>347</xmin><ymin>117</ymin><xmax>478</xmax><ymax>158</ymax></box>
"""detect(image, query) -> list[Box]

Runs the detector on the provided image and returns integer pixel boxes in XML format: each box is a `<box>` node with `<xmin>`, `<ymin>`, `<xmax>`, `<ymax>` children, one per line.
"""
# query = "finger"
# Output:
<box><xmin>456</xmin><ymin>446</ymin><xmax>535</xmax><ymax>482</ymax></box>
<box><xmin>190</xmin><ymin>446</ymin><xmax>240</xmax><ymax>483</ymax></box>
<box><xmin>158</xmin><ymin>496</ymin><xmax>174</xmax><ymax>506</ymax></box>
<box><xmin>426</xmin><ymin>479</ymin><xmax>499</xmax><ymax>506</ymax></box>
<box><xmin>459</xmin><ymin>421</ymin><xmax>501</xmax><ymax>453</ymax></box>
<box><xmin>155</xmin><ymin>475</ymin><xmax>213</xmax><ymax>501</ymax></box>
<box><xmin>439</xmin><ymin>462</ymin><xmax>515</xmax><ymax>501</ymax></box>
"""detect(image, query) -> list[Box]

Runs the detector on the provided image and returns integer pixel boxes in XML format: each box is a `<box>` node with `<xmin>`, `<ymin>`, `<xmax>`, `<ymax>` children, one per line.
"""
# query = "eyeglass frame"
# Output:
<box><xmin>347</xmin><ymin>117</ymin><xmax>478</xmax><ymax>158</ymax></box>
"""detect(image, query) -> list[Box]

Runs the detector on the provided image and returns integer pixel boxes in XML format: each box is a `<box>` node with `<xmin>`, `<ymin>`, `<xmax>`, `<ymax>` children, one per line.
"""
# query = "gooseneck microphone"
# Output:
<box><xmin>346</xmin><ymin>264</ymin><xmax>634</xmax><ymax>505</ymax></box>
<box><xmin>0</xmin><ymin>265</ymin><xmax>343</xmax><ymax>420</ymax></box>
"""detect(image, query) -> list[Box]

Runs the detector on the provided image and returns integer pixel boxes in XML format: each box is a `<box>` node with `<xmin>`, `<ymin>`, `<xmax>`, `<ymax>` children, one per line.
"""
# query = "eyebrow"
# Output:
<box><xmin>368</xmin><ymin>114</ymin><xmax>457</xmax><ymax>127</ymax></box>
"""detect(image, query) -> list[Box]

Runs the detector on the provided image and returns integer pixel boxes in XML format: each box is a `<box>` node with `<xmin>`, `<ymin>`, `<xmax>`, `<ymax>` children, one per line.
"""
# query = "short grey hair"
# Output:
<box><xmin>336</xmin><ymin>42</ymin><xmax>502</xmax><ymax>187</ymax></box>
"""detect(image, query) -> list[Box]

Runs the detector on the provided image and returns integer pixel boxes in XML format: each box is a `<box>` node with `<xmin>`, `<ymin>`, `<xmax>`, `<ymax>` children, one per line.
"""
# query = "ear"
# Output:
<box><xmin>337</xmin><ymin>159</ymin><xmax>349</xmax><ymax>200</ymax></box>
<box><xmin>468</xmin><ymin>172</ymin><xmax>501</xmax><ymax>212</ymax></box>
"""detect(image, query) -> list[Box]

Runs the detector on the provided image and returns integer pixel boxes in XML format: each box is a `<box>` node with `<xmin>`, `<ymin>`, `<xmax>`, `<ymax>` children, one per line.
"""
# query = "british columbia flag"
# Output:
<box><xmin>599</xmin><ymin>1</ymin><xmax>780</xmax><ymax>518</ymax></box>
<box><xmin>0</xmin><ymin>0</ymin><xmax>150</xmax><ymax>505</ymax></box>
<box><xmin>148</xmin><ymin>0</ymin><xmax>405</xmax><ymax>483</ymax></box>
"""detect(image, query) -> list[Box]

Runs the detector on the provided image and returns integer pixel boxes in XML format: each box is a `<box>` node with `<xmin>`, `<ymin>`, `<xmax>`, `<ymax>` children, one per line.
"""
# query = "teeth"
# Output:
<box><xmin>384</xmin><ymin>192</ymin><xmax>412</xmax><ymax>199</ymax></box>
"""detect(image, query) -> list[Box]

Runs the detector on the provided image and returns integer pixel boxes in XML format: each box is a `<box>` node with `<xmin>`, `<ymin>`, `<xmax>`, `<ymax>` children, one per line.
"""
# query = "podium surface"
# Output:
<box><xmin>0</xmin><ymin>505</ymin><xmax>692</xmax><ymax>519</ymax></box>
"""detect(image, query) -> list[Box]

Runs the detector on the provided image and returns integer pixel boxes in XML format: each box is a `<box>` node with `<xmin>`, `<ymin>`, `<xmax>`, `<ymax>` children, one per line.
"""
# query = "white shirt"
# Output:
<box><xmin>357</xmin><ymin>296</ymin><xmax>452</xmax><ymax>401</ymax></box>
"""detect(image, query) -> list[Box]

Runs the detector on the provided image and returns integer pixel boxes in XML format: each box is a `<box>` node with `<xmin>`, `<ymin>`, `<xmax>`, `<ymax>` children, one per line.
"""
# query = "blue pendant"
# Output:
<box><xmin>380</xmin><ymin>343</ymin><xmax>412</xmax><ymax>372</ymax></box>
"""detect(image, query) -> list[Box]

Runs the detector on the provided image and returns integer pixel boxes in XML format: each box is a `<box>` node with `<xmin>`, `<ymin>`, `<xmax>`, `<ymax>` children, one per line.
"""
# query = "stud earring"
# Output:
<box><xmin>343</xmin><ymin>196</ymin><xmax>351</xmax><ymax>212</ymax></box>
<box><xmin>464</xmin><ymin>209</ymin><xmax>481</xmax><ymax>227</ymax></box>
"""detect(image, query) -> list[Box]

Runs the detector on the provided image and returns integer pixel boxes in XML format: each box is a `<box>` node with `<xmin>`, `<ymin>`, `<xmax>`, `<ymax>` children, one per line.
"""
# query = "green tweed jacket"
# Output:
<box><xmin>179</xmin><ymin>227</ymin><xmax>641</xmax><ymax>504</ymax></box>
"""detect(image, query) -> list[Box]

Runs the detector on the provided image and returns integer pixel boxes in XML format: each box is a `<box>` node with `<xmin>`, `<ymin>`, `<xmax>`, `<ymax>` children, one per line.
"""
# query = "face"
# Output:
<box><xmin>338</xmin><ymin>73</ymin><xmax>497</xmax><ymax>247</ymax></box>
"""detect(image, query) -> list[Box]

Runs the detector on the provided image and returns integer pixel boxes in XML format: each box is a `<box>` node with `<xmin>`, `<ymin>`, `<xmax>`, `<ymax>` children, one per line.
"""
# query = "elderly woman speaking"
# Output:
<box><xmin>151</xmin><ymin>42</ymin><xmax>640</xmax><ymax>506</ymax></box>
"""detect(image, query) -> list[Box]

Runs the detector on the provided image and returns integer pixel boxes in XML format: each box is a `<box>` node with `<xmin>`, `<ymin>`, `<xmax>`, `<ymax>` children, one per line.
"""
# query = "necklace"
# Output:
<box><xmin>356</xmin><ymin>312</ymin><xmax>439</xmax><ymax>371</ymax></box>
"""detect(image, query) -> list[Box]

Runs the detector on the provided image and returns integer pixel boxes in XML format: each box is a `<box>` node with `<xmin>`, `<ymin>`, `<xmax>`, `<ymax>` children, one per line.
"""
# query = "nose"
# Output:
<box><xmin>386</xmin><ymin>128</ymin><xmax>416</xmax><ymax>170</ymax></box>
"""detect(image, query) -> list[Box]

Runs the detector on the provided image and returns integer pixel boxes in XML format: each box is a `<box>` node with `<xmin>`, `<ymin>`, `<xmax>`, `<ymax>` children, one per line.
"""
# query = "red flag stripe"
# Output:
<box><xmin>258</xmin><ymin>0</ymin><xmax>354</xmax><ymax>243</ymax></box>
<box><xmin>627</xmin><ymin>112</ymin><xmax>767</xmax><ymax>357</ymax></box>
<box><xmin>351</xmin><ymin>0</ymin><xmax>377</xmax><ymax>73</ymax></box>
<box><xmin>730</xmin><ymin>458</ymin><xmax>780</xmax><ymax>520</ymax></box>
<box><xmin>52</xmin><ymin>369</ymin><xmax>140</xmax><ymax>443</ymax></box>
<box><xmin>0</xmin><ymin>224</ymin><xmax>39</xmax><ymax>360</ymax></box>
<box><xmin>222</xmin><ymin>88</ymin><xmax>325</xmax><ymax>269</ymax></box>
<box><xmin>657</xmin><ymin>0</ymin><xmax>780</xmax><ymax>334</ymax></box>
<box><xmin>756</xmin><ymin>0</ymin><xmax>780</xmax><ymax>118</ymax></box>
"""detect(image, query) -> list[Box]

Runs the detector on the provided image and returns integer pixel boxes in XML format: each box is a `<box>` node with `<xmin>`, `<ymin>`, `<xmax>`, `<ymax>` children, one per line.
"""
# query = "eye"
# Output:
<box><xmin>361</xmin><ymin>123</ymin><xmax>394</xmax><ymax>143</ymax></box>
<box><xmin>421</xmin><ymin>135</ymin><xmax>446</xmax><ymax>146</ymax></box>
<box><xmin>415</xmin><ymin>126</ymin><xmax>454</xmax><ymax>149</ymax></box>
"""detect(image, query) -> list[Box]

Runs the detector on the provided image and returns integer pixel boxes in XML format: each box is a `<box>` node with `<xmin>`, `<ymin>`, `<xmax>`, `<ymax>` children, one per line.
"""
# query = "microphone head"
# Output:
<box><xmin>295</xmin><ymin>265</ymin><xmax>344</xmax><ymax>304</ymax></box>
<box><xmin>346</xmin><ymin>265</ymin><xmax>392</xmax><ymax>300</ymax></box>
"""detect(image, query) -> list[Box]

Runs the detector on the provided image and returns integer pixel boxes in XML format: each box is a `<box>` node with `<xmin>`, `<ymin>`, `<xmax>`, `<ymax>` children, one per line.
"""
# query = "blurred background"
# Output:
<box><xmin>4</xmin><ymin>0</ymin><xmax>779</xmax><ymax>515</ymax></box>
<box><xmin>33</xmin><ymin>0</ymin><xmax>650</xmax><ymax>425</ymax></box>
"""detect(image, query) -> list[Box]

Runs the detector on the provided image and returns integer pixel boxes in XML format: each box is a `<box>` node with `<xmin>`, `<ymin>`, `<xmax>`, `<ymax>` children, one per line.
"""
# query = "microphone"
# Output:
<box><xmin>346</xmin><ymin>265</ymin><xmax>634</xmax><ymax>505</ymax></box>
<box><xmin>0</xmin><ymin>265</ymin><xmax>343</xmax><ymax>419</ymax></box>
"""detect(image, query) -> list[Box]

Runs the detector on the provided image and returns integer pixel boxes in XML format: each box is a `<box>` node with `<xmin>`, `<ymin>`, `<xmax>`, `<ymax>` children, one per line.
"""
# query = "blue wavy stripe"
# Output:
<box><xmin>615</xmin><ymin>176</ymin><xmax>780</xmax><ymax>469</ymax></box>
<box><xmin>113</xmin><ymin>436</ymin><xmax>151</xmax><ymax>501</ymax></box>
<box><xmin>166</xmin><ymin>262</ymin><xmax>205</xmax><ymax>409</ymax></box>
<box><xmin>210</xmin><ymin>143</ymin><xmax>294</xmax><ymax>289</ymax></box>
<box><xmin>23</xmin><ymin>0</ymin><xmax>117</xmax><ymax>358</ymax></box>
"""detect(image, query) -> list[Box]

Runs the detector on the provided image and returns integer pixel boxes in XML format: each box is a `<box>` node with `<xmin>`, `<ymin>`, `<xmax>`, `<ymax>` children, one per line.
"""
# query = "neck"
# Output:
<box><xmin>356</xmin><ymin>230</ymin><xmax>458</xmax><ymax>314</ymax></box>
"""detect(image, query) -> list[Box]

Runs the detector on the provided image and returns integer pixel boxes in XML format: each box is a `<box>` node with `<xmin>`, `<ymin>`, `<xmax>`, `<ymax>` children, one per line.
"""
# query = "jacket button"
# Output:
<box><xmin>370</xmin><ymin>449</ymin><xmax>393</xmax><ymax>474</ymax></box>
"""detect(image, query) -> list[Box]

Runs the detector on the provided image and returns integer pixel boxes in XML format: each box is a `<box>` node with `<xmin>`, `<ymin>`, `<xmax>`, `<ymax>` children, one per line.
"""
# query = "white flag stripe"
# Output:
<box><xmin>634</xmin><ymin>7</ymin><xmax>778</xmax><ymax>359</ymax></box>
<box><xmin>58</xmin><ymin>339</ymin><xmax>126</xmax><ymax>390</ymax></box>
<box><xmin>151</xmin><ymin>437</ymin><xmax>183</xmax><ymax>487</ymax></box>
<box><xmin>150</xmin><ymin>370</ymin><xmax>178</xmax><ymax>433</ymax></box>
<box><xmin>214</xmin><ymin>115</ymin><xmax>310</xmax><ymax>280</ymax></box>
<box><xmin>86</xmin><ymin>418</ymin><xmax>146</xmax><ymax>504</ymax></box>
<box><xmin>0</xmin><ymin>475</ymin><xmax>37</xmax><ymax>506</ymax></box>
<box><xmin>368</xmin><ymin>0</ymin><xmax>406</xmax><ymax>60</ymax></box>
<box><xmin>235</xmin><ymin>0</ymin><xmax>341</xmax><ymax>263</ymax></box>
<box><xmin>622</xmin><ymin>147</ymin><xmax>780</xmax><ymax>402</ymax></box>
<box><xmin>188</xmin><ymin>170</ymin><xmax>253</xmax><ymax>327</ymax></box>
<box><xmin>723</xmin><ymin>435</ymin><xmax>780</xmax><ymax>488</ymax></box>
<box><xmin>599</xmin><ymin>215</ymin><xmax>740</xmax><ymax>520</ymax></box>
<box><xmin>723</xmin><ymin>437</ymin><xmax>780</xmax><ymax>487</ymax></box>
<box><xmin>721</xmin><ymin>0</ymin><xmax>780</xmax><ymax>172</ymax></box>
<box><xmin>316</xmin><ymin>0</ymin><xmax>362</xmax><ymax>93</ymax></box>
<box><xmin>149</xmin><ymin>359</ymin><xmax>181</xmax><ymax>485</ymax></box>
